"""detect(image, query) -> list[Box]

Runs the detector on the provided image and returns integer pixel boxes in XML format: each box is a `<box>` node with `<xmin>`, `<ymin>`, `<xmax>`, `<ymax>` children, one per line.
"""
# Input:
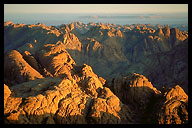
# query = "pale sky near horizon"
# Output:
<box><xmin>4</xmin><ymin>4</ymin><xmax>188</xmax><ymax>14</ymax></box>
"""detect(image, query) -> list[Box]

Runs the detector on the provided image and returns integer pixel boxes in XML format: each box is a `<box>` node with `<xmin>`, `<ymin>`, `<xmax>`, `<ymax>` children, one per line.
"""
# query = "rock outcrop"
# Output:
<box><xmin>106</xmin><ymin>73</ymin><xmax>161</xmax><ymax>122</ymax></box>
<box><xmin>123</xmin><ymin>39</ymin><xmax>188</xmax><ymax>93</ymax></box>
<box><xmin>4</xmin><ymin>50</ymin><xmax>43</xmax><ymax>86</ymax></box>
<box><xmin>35</xmin><ymin>42</ymin><xmax>76</xmax><ymax>79</ymax></box>
<box><xmin>4</xmin><ymin>84</ymin><xmax>11</xmax><ymax>107</ymax></box>
<box><xmin>108</xmin><ymin>73</ymin><xmax>160</xmax><ymax>108</ymax></box>
<box><xmin>105</xmin><ymin>74</ymin><xmax>188</xmax><ymax>124</ymax></box>
<box><xmin>156</xmin><ymin>85</ymin><xmax>188</xmax><ymax>124</ymax></box>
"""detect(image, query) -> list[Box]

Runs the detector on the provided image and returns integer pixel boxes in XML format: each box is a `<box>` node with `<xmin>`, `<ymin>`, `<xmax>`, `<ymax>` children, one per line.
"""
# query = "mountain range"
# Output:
<box><xmin>4</xmin><ymin>21</ymin><xmax>188</xmax><ymax>124</ymax></box>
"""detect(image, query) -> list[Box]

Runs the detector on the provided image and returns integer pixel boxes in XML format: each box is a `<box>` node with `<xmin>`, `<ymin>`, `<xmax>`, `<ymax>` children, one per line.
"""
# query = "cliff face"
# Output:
<box><xmin>4</xmin><ymin>21</ymin><xmax>188</xmax><ymax>124</ymax></box>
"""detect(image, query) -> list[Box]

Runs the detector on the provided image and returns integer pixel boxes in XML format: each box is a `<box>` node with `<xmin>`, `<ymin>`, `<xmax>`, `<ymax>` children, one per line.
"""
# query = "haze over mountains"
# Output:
<box><xmin>4</xmin><ymin>13</ymin><xmax>188</xmax><ymax>28</ymax></box>
<box><xmin>4</xmin><ymin>21</ymin><xmax>188</xmax><ymax>124</ymax></box>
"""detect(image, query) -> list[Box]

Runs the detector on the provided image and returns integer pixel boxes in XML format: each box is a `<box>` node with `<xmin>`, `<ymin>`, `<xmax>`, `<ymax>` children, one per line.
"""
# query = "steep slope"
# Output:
<box><xmin>35</xmin><ymin>42</ymin><xmax>76</xmax><ymax>78</ymax></box>
<box><xmin>4</xmin><ymin>50</ymin><xmax>43</xmax><ymax>86</ymax></box>
<box><xmin>4</xmin><ymin>21</ymin><xmax>188</xmax><ymax>79</ymax></box>
<box><xmin>4</xmin><ymin>42</ymin><xmax>188</xmax><ymax>124</ymax></box>
<box><xmin>118</xmin><ymin>39</ymin><xmax>188</xmax><ymax>93</ymax></box>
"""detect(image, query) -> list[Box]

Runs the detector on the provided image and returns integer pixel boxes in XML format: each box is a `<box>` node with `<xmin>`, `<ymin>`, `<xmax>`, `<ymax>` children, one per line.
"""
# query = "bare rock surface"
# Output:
<box><xmin>156</xmin><ymin>85</ymin><xmax>188</xmax><ymax>124</ymax></box>
<box><xmin>4</xmin><ymin>70</ymin><xmax>133</xmax><ymax>124</ymax></box>
<box><xmin>4</xmin><ymin>43</ymin><xmax>133</xmax><ymax>124</ymax></box>
<box><xmin>4</xmin><ymin>50</ymin><xmax>43</xmax><ymax>86</ymax></box>
<box><xmin>35</xmin><ymin>42</ymin><xmax>76</xmax><ymax>79</ymax></box>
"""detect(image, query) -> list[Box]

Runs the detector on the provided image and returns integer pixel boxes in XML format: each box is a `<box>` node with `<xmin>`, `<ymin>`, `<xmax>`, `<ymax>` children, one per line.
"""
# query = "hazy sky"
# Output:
<box><xmin>4</xmin><ymin>4</ymin><xmax>188</xmax><ymax>14</ymax></box>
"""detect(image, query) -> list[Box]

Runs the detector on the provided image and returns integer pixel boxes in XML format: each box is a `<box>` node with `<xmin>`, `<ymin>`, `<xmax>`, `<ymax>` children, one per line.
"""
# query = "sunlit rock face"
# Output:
<box><xmin>4</xmin><ymin>43</ymin><xmax>133</xmax><ymax>124</ymax></box>
<box><xmin>156</xmin><ymin>85</ymin><xmax>188</xmax><ymax>124</ymax></box>
<box><xmin>4</xmin><ymin>50</ymin><xmax>43</xmax><ymax>86</ymax></box>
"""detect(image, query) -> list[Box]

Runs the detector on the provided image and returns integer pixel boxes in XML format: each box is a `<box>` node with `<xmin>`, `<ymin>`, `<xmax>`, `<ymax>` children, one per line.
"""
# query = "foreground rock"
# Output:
<box><xmin>4</xmin><ymin>72</ymin><xmax>133</xmax><ymax>124</ymax></box>
<box><xmin>105</xmin><ymin>74</ymin><xmax>188</xmax><ymax>124</ymax></box>
<box><xmin>156</xmin><ymin>85</ymin><xmax>188</xmax><ymax>124</ymax></box>
<box><xmin>107</xmin><ymin>73</ymin><xmax>160</xmax><ymax>111</ymax></box>
<box><xmin>4</xmin><ymin>44</ymin><xmax>133</xmax><ymax>124</ymax></box>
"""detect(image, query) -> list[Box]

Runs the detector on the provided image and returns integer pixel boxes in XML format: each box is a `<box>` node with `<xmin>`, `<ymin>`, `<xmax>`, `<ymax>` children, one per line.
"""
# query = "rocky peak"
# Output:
<box><xmin>4</xmin><ymin>50</ymin><xmax>43</xmax><ymax>86</ymax></box>
<box><xmin>116</xmin><ymin>30</ymin><xmax>123</xmax><ymax>37</ymax></box>
<box><xmin>164</xmin><ymin>85</ymin><xmax>188</xmax><ymax>102</ymax></box>
<box><xmin>4</xmin><ymin>21</ymin><xmax>188</xmax><ymax>124</ymax></box>
<box><xmin>107</xmin><ymin>31</ymin><xmax>115</xmax><ymax>37</ymax></box>
<box><xmin>156</xmin><ymin>85</ymin><xmax>188</xmax><ymax>124</ymax></box>
<box><xmin>36</xmin><ymin>43</ymin><xmax>76</xmax><ymax>78</ymax></box>
<box><xmin>107</xmin><ymin>73</ymin><xmax>160</xmax><ymax>111</ymax></box>
<box><xmin>170</xmin><ymin>28</ymin><xmax>188</xmax><ymax>41</ymax></box>
<box><xmin>154</xmin><ymin>28</ymin><xmax>164</xmax><ymax>36</ymax></box>
<box><xmin>100</xmin><ymin>24</ymin><xmax>110</xmax><ymax>30</ymax></box>
<box><xmin>4</xmin><ymin>20</ymin><xmax>14</xmax><ymax>26</ymax></box>
<box><xmin>63</xmin><ymin>33</ymin><xmax>82</xmax><ymax>51</ymax></box>
<box><xmin>162</xmin><ymin>26</ymin><xmax>170</xmax><ymax>38</ymax></box>
<box><xmin>4</xmin><ymin>50</ymin><xmax>133</xmax><ymax>124</ymax></box>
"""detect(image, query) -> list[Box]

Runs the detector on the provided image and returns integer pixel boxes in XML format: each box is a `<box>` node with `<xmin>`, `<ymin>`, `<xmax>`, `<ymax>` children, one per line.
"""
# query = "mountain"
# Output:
<box><xmin>4</xmin><ymin>50</ymin><xmax>43</xmax><ymax>86</ymax></box>
<box><xmin>4</xmin><ymin>44</ymin><xmax>133</xmax><ymax>124</ymax></box>
<box><xmin>105</xmin><ymin>74</ymin><xmax>188</xmax><ymax>124</ymax></box>
<box><xmin>4</xmin><ymin>21</ymin><xmax>188</xmax><ymax>124</ymax></box>
<box><xmin>5</xmin><ymin>21</ymin><xmax>188</xmax><ymax>92</ymax></box>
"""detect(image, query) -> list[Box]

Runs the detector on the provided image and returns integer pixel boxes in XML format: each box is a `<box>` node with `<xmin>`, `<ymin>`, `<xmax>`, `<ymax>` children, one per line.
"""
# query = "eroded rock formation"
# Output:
<box><xmin>4</xmin><ymin>43</ymin><xmax>133</xmax><ymax>124</ymax></box>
